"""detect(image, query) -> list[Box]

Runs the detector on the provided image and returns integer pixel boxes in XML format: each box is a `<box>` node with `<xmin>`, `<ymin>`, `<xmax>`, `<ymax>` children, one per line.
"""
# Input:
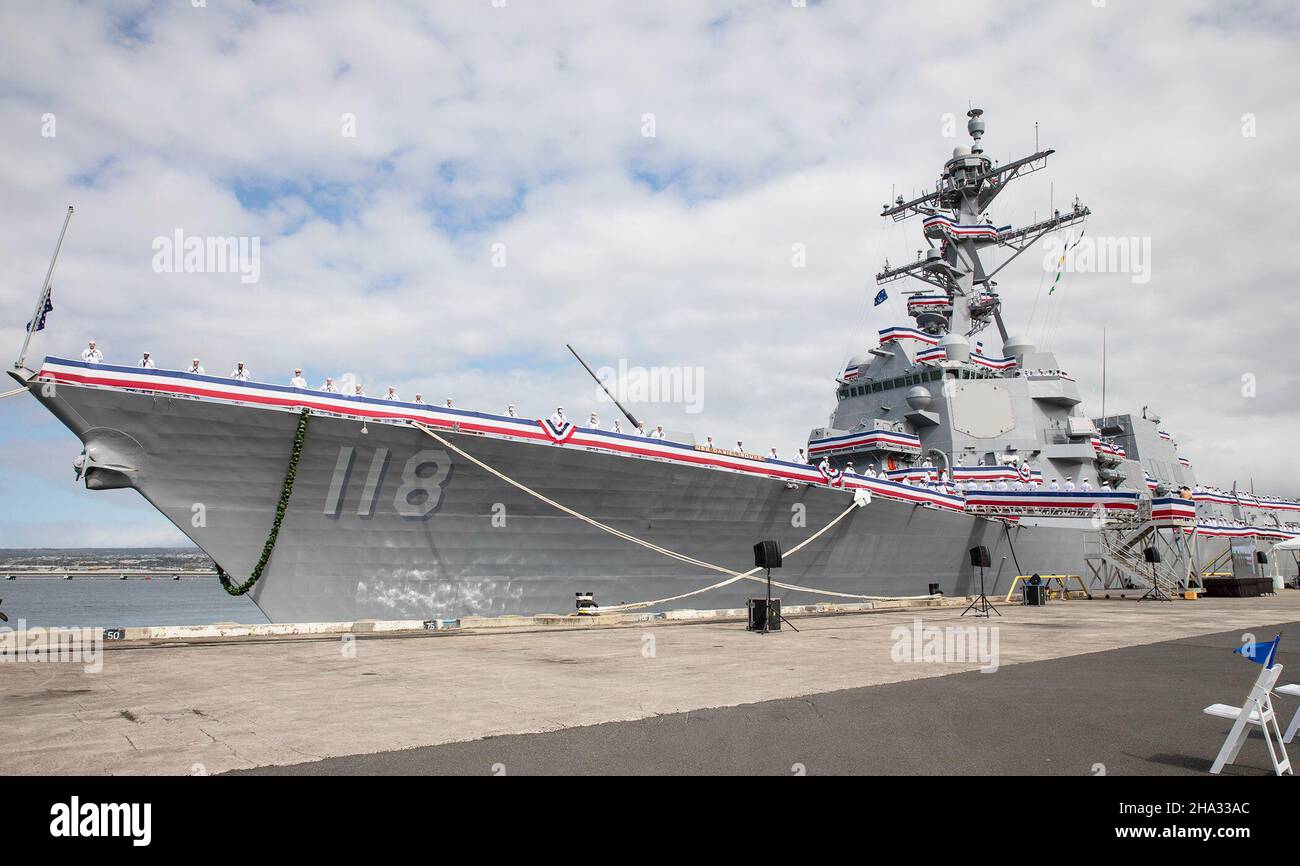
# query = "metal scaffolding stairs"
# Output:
<box><xmin>1085</xmin><ymin>519</ymin><xmax>1192</xmax><ymax>595</ymax></box>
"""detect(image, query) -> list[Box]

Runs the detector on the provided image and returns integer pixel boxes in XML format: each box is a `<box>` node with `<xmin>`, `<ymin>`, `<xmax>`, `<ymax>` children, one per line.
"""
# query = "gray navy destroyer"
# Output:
<box><xmin>12</xmin><ymin>108</ymin><xmax>1299</xmax><ymax>622</ymax></box>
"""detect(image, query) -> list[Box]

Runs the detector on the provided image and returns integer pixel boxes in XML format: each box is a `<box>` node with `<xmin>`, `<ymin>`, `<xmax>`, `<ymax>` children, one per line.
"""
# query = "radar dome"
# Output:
<box><xmin>952</xmin><ymin>145</ymin><xmax>972</xmax><ymax>159</ymax></box>
<box><xmin>906</xmin><ymin>386</ymin><xmax>933</xmax><ymax>411</ymax></box>
<box><xmin>1003</xmin><ymin>335</ymin><xmax>1035</xmax><ymax>357</ymax></box>
<box><xmin>939</xmin><ymin>332</ymin><xmax>970</xmax><ymax>363</ymax></box>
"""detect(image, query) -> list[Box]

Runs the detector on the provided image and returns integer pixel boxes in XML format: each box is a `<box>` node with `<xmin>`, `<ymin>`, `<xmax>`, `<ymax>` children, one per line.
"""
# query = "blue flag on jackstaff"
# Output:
<box><xmin>25</xmin><ymin>289</ymin><xmax>53</xmax><ymax>333</ymax></box>
<box><xmin>1234</xmin><ymin>634</ymin><xmax>1280</xmax><ymax>667</ymax></box>
<box><xmin>873</xmin><ymin>288</ymin><xmax>888</xmax><ymax>307</ymax></box>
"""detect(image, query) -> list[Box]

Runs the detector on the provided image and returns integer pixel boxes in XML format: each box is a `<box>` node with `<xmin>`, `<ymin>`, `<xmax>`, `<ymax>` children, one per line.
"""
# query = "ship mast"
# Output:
<box><xmin>875</xmin><ymin>109</ymin><xmax>1089</xmax><ymax>343</ymax></box>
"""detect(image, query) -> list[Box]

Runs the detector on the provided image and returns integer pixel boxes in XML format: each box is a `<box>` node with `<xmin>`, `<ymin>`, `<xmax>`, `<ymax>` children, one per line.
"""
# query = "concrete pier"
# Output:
<box><xmin>2</xmin><ymin>594</ymin><xmax>1298</xmax><ymax>775</ymax></box>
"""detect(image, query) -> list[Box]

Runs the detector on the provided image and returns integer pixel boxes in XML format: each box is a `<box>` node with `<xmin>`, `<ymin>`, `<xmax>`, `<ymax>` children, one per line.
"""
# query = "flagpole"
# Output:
<box><xmin>15</xmin><ymin>205</ymin><xmax>73</xmax><ymax>372</ymax></box>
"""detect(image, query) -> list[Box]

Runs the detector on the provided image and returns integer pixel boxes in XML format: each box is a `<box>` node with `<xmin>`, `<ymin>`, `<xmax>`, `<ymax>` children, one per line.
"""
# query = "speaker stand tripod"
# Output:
<box><xmin>1138</xmin><ymin>563</ymin><xmax>1172</xmax><ymax>602</ymax></box>
<box><xmin>754</xmin><ymin>567</ymin><xmax>799</xmax><ymax>633</ymax></box>
<box><xmin>961</xmin><ymin>564</ymin><xmax>1001</xmax><ymax>618</ymax></box>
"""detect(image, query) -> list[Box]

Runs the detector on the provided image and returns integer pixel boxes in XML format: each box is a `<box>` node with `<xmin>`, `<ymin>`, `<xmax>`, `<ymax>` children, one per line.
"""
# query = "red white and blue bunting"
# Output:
<box><xmin>963</xmin><ymin>489</ymin><xmax>1140</xmax><ymax>513</ymax></box>
<box><xmin>1150</xmin><ymin>496</ymin><xmax>1197</xmax><ymax>523</ymax></box>
<box><xmin>878</xmin><ymin>326</ymin><xmax>940</xmax><ymax>346</ymax></box>
<box><xmin>539</xmin><ymin>417</ymin><xmax>578</xmax><ymax>444</ymax></box>
<box><xmin>952</xmin><ymin>465</ymin><xmax>1043</xmax><ymax>485</ymax></box>
<box><xmin>970</xmin><ymin>351</ymin><xmax>1017</xmax><ymax>371</ymax></box>
<box><xmin>807</xmin><ymin>429</ymin><xmax>922</xmax><ymax>457</ymax></box>
<box><xmin>922</xmin><ymin>214</ymin><xmax>1012</xmax><ymax>242</ymax></box>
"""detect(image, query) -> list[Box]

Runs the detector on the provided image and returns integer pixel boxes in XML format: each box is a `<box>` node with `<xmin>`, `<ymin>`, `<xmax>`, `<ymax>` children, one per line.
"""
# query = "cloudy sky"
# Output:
<box><xmin>0</xmin><ymin>0</ymin><xmax>1297</xmax><ymax>547</ymax></box>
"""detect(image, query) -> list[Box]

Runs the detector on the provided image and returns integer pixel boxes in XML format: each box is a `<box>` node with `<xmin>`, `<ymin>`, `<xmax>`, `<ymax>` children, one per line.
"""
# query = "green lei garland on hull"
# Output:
<box><xmin>217</xmin><ymin>407</ymin><xmax>311</xmax><ymax>596</ymax></box>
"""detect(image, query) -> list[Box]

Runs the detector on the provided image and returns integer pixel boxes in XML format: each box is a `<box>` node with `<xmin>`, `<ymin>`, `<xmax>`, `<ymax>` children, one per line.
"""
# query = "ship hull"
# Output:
<box><xmin>28</xmin><ymin>376</ymin><xmax>1099</xmax><ymax>622</ymax></box>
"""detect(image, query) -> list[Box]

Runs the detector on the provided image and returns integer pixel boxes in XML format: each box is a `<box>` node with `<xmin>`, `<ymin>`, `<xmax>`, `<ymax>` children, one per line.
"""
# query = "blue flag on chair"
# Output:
<box><xmin>25</xmin><ymin>289</ymin><xmax>53</xmax><ymax>333</ymax></box>
<box><xmin>873</xmin><ymin>288</ymin><xmax>888</xmax><ymax>307</ymax></box>
<box><xmin>1235</xmin><ymin>634</ymin><xmax>1280</xmax><ymax>667</ymax></box>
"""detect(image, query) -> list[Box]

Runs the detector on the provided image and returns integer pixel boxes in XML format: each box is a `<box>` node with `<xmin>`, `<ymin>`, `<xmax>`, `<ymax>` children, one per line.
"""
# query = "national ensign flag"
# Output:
<box><xmin>873</xmin><ymin>288</ymin><xmax>888</xmax><ymax>307</ymax></box>
<box><xmin>25</xmin><ymin>288</ymin><xmax>53</xmax><ymax>333</ymax></box>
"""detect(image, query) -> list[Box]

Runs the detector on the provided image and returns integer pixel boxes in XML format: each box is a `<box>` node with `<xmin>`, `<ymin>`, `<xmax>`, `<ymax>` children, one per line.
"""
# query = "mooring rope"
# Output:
<box><xmin>409</xmin><ymin>421</ymin><xmax>939</xmax><ymax>611</ymax></box>
<box><xmin>0</xmin><ymin>387</ymin><xmax>28</xmax><ymax>401</ymax></box>
<box><xmin>217</xmin><ymin>407</ymin><xmax>311</xmax><ymax>596</ymax></box>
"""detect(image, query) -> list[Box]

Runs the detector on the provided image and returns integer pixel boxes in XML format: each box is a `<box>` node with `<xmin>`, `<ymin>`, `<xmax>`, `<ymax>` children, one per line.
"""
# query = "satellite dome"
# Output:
<box><xmin>906</xmin><ymin>386</ymin><xmax>933</xmax><ymax>411</ymax></box>
<box><xmin>952</xmin><ymin>145</ymin><xmax>972</xmax><ymax>159</ymax></box>
<box><xmin>938</xmin><ymin>331</ymin><xmax>970</xmax><ymax>362</ymax></box>
<box><xmin>1003</xmin><ymin>335</ymin><xmax>1035</xmax><ymax>357</ymax></box>
<box><xmin>846</xmin><ymin>354</ymin><xmax>867</xmax><ymax>371</ymax></box>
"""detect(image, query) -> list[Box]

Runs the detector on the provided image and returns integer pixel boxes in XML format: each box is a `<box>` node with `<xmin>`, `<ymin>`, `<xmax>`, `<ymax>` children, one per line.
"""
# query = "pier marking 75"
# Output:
<box><xmin>324</xmin><ymin>446</ymin><xmax>452</xmax><ymax>518</ymax></box>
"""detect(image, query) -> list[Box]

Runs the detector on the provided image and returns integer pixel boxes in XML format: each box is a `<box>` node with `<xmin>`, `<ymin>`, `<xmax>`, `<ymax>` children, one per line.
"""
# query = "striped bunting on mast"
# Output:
<box><xmin>878</xmin><ymin>326</ymin><xmax>940</xmax><ymax>346</ymax></box>
<box><xmin>921</xmin><ymin>214</ymin><xmax>1011</xmax><ymax>241</ymax></box>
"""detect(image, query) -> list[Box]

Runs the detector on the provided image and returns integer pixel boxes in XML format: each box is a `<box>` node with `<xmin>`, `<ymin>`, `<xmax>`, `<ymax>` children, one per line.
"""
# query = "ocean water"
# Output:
<box><xmin>0</xmin><ymin>578</ymin><xmax>268</xmax><ymax>629</ymax></box>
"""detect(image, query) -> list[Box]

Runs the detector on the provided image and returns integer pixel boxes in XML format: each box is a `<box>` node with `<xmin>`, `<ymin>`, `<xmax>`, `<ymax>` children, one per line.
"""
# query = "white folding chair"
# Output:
<box><xmin>1203</xmin><ymin>663</ymin><xmax>1292</xmax><ymax>775</ymax></box>
<box><xmin>1277</xmin><ymin>683</ymin><xmax>1300</xmax><ymax>744</ymax></box>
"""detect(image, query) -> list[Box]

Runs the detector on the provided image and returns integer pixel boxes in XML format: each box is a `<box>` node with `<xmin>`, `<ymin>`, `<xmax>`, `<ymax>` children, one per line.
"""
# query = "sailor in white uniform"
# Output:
<box><xmin>550</xmin><ymin>407</ymin><xmax>567</xmax><ymax>427</ymax></box>
<box><xmin>769</xmin><ymin>447</ymin><xmax>780</xmax><ymax>460</ymax></box>
<box><xmin>1048</xmin><ymin>479</ymin><xmax>1061</xmax><ymax>491</ymax></box>
<box><xmin>384</xmin><ymin>387</ymin><xmax>400</xmax><ymax>401</ymax></box>
<box><xmin>818</xmin><ymin>457</ymin><xmax>831</xmax><ymax>474</ymax></box>
<box><xmin>187</xmin><ymin>358</ymin><xmax>205</xmax><ymax>374</ymax></box>
<box><xmin>413</xmin><ymin>393</ymin><xmax>425</xmax><ymax>404</ymax></box>
<box><xmin>321</xmin><ymin>377</ymin><xmax>338</xmax><ymax>393</ymax></box>
<box><xmin>231</xmin><ymin>362</ymin><xmax>250</xmax><ymax>381</ymax></box>
<box><xmin>353</xmin><ymin>384</ymin><xmax>365</xmax><ymax>397</ymax></box>
<box><xmin>845</xmin><ymin>461</ymin><xmax>855</xmax><ymax>475</ymax></box>
<box><xmin>81</xmin><ymin>341</ymin><xmax>103</xmax><ymax>364</ymax></box>
<box><xmin>735</xmin><ymin>440</ymin><xmax>744</xmax><ymax>452</ymax></box>
<box><xmin>705</xmin><ymin>436</ymin><xmax>715</xmax><ymax>448</ymax></box>
<box><xmin>506</xmin><ymin>404</ymin><xmax>518</xmax><ymax>418</ymax></box>
<box><xmin>797</xmin><ymin>448</ymin><xmax>808</xmax><ymax>464</ymax></box>
<box><xmin>635</xmin><ymin>423</ymin><xmax>647</xmax><ymax>436</ymax></box>
<box><xmin>649</xmin><ymin>425</ymin><xmax>666</xmax><ymax>439</ymax></box>
<box><xmin>138</xmin><ymin>351</ymin><xmax>156</xmax><ymax>369</ymax></box>
<box><xmin>996</xmin><ymin>480</ymin><xmax>1009</xmax><ymax>491</ymax></box>
<box><xmin>865</xmin><ymin>464</ymin><xmax>877</xmax><ymax>478</ymax></box>
<box><xmin>1081</xmin><ymin>478</ymin><xmax>1093</xmax><ymax>492</ymax></box>
<box><xmin>1063</xmin><ymin>477</ymin><xmax>1076</xmax><ymax>492</ymax></box>
<box><xmin>588</xmin><ymin>412</ymin><xmax>600</xmax><ymax>429</ymax></box>
<box><xmin>612</xmin><ymin>420</ymin><xmax>623</xmax><ymax>434</ymax></box>
<box><xmin>290</xmin><ymin>368</ymin><xmax>307</xmax><ymax>388</ymax></box>
<box><xmin>445</xmin><ymin>398</ymin><xmax>454</xmax><ymax>409</ymax></box>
